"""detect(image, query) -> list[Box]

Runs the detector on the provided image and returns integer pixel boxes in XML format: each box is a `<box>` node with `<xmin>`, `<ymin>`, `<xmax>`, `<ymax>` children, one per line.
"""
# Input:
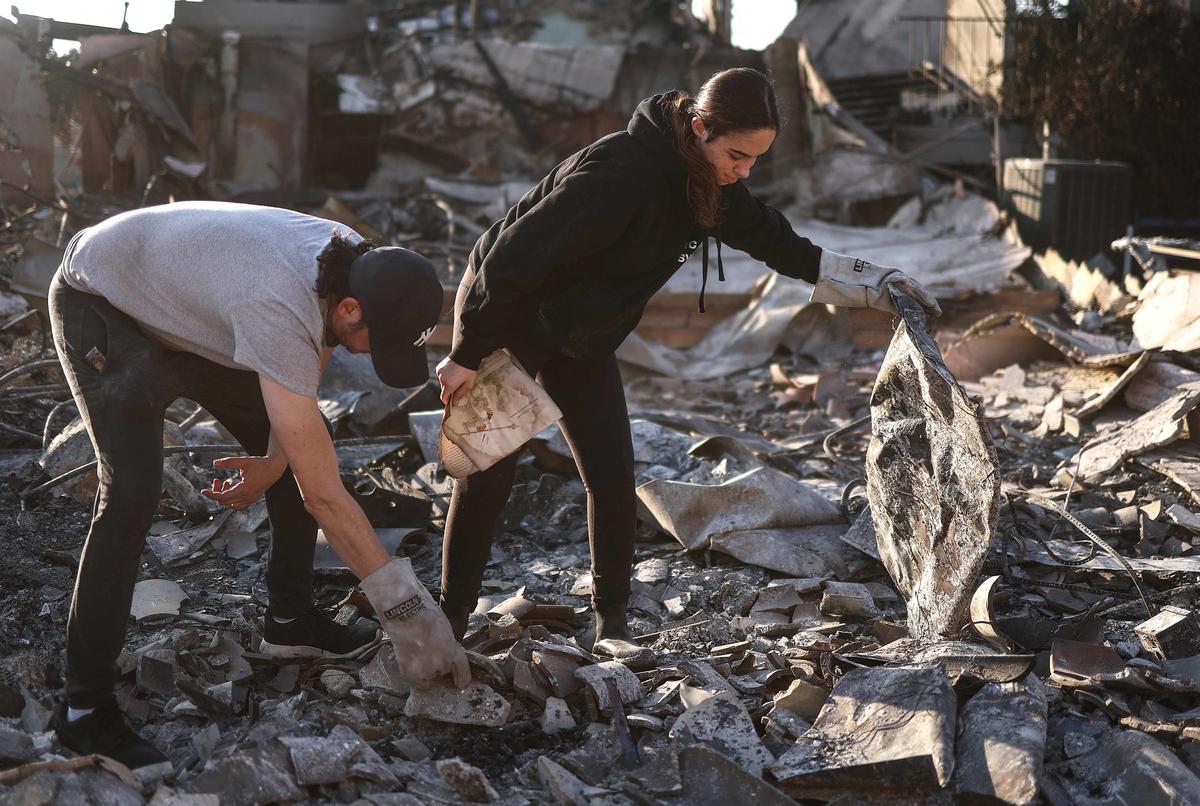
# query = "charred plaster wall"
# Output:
<box><xmin>0</xmin><ymin>36</ymin><xmax>53</xmax><ymax>206</ymax></box>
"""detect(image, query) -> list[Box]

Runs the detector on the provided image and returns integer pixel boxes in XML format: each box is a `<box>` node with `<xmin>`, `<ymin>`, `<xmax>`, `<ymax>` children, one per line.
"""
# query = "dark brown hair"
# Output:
<box><xmin>670</xmin><ymin>68</ymin><xmax>781</xmax><ymax>228</ymax></box>
<box><xmin>314</xmin><ymin>231</ymin><xmax>374</xmax><ymax>301</ymax></box>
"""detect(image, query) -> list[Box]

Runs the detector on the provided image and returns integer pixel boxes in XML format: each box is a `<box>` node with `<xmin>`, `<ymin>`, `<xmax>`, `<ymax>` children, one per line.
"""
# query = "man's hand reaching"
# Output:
<box><xmin>201</xmin><ymin>455</ymin><xmax>287</xmax><ymax>510</ymax></box>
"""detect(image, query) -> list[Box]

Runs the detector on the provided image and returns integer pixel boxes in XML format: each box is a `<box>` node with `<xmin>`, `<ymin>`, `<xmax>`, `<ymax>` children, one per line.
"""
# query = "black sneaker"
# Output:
<box><xmin>53</xmin><ymin>697</ymin><xmax>169</xmax><ymax>770</ymax></box>
<box><xmin>260</xmin><ymin>608</ymin><xmax>381</xmax><ymax>660</ymax></box>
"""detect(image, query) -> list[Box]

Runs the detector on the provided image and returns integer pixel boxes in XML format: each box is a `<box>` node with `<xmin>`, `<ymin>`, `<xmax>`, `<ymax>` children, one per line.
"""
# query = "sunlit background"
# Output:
<box><xmin>3</xmin><ymin>0</ymin><xmax>798</xmax><ymax>53</ymax></box>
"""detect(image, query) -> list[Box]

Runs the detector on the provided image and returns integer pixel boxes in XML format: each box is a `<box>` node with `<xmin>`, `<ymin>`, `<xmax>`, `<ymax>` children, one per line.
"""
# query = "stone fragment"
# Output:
<box><xmin>359</xmin><ymin>645</ymin><xmax>410</xmax><ymax>694</ymax></box>
<box><xmin>281</xmin><ymin>729</ymin><xmax>359</xmax><ymax>786</ymax></box>
<box><xmin>191</xmin><ymin>723</ymin><xmax>220</xmax><ymax>766</ymax></box>
<box><xmin>541</xmin><ymin>696</ymin><xmax>576</xmax><ymax>734</ymax></box>
<box><xmin>819</xmin><ymin>581</ymin><xmax>877</xmax><ymax>618</ymax></box>
<box><xmin>678</xmin><ymin>744</ymin><xmax>795</xmax><ymax>805</ymax></box>
<box><xmin>627</xmin><ymin>746</ymin><xmax>682</xmax><ymax>796</ymax></box>
<box><xmin>574</xmin><ymin>661</ymin><xmax>643</xmax><ymax>711</ymax></box>
<box><xmin>632</xmin><ymin>557</ymin><xmax>671</xmax><ymax>584</ymax></box>
<box><xmin>145</xmin><ymin>512</ymin><xmax>232</xmax><ymax>566</ymax></box>
<box><xmin>404</xmin><ymin>682</ymin><xmax>511</xmax><ymax>727</ymax></box>
<box><xmin>130</xmin><ymin>579</ymin><xmax>187</xmax><ymax>621</ymax></box>
<box><xmin>752</xmin><ymin>585</ymin><xmax>802</xmax><ymax>613</ymax></box>
<box><xmin>773</xmin><ymin>679</ymin><xmax>827</xmax><ymax>721</ymax></box>
<box><xmin>184</xmin><ymin>745</ymin><xmax>305</xmax><ymax>806</ymax></box>
<box><xmin>1062</xmin><ymin>731</ymin><xmax>1098</xmax><ymax>758</ymax></box>
<box><xmin>1059</xmin><ymin>728</ymin><xmax>1200</xmax><ymax>805</ymax></box>
<box><xmin>20</xmin><ymin>689</ymin><xmax>52</xmax><ymax>734</ymax></box>
<box><xmin>954</xmin><ymin>676</ymin><xmax>1047</xmax><ymax>806</ymax></box>
<box><xmin>436</xmin><ymin>757</ymin><xmax>498</xmax><ymax>803</ymax></box>
<box><xmin>320</xmin><ymin>669</ymin><xmax>354</xmax><ymax>699</ymax></box>
<box><xmin>224</xmin><ymin>530</ymin><xmax>259</xmax><ymax>560</ymax></box>
<box><xmin>668</xmin><ymin>695</ymin><xmax>775</xmax><ymax>777</ymax></box>
<box><xmin>1135</xmin><ymin>606</ymin><xmax>1200</xmax><ymax>659</ymax></box>
<box><xmin>678</xmin><ymin>659</ymin><xmax>739</xmax><ymax>698</ymax></box>
<box><xmin>136</xmin><ymin>650</ymin><xmax>178</xmax><ymax>697</ymax></box>
<box><xmin>0</xmin><ymin>724</ymin><xmax>36</xmax><ymax>767</ymax></box>
<box><xmin>537</xmin><ymin>756</ymin><xmax>590</xmax><ymax>806</ymax></box>
<box><xmin>771</xmin><ymin>666</ymin><xmax>956</xmax><ymax>796</ymax></box>
<box><xmin>393</xmin><ymin>736</ymin><xmax>432</xmax><ymax>762</ymax></box>
<box><xmin>148</xmin><ymin>786</ymin><xmax>220</xmax><ymax>805</ymax></box>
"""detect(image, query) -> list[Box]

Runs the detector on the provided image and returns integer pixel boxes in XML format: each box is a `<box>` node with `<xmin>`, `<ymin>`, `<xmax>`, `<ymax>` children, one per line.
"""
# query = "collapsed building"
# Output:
<box><xmin>3</xmin><ymin>1</ymin><xmax>1200</xmax><ymax>804</ymax></box>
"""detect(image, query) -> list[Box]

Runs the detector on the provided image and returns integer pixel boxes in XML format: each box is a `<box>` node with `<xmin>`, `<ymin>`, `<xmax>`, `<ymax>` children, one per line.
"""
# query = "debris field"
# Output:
<box><xmin>2</xmin><ymin>1</ymin><xmax>1200</xmax><ymax>805</ymax></box>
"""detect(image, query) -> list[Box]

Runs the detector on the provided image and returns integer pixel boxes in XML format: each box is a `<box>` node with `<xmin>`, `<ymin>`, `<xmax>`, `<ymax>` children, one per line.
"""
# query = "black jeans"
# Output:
<box><xmin>441</xmin><ymin>279</ymin><xmax>637</xmax><ymax>624</ymax></box>
<box><xmin>49</xmin><ymin>274</ymin><xmax>318</xmax><ymax>707</ymax></box>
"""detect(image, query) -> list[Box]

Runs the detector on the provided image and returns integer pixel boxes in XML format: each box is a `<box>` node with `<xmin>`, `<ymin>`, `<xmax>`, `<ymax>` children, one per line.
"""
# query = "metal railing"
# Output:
<box><xmin>900</xmin><ymin>15</ymin><xmax>1010</xmax><ymax>116</ymax></box>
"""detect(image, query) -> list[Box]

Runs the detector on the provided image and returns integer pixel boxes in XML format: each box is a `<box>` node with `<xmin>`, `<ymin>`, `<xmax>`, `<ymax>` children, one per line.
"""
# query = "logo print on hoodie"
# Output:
<box><xmin>677</xmin><ymin>240</ymin><xmax>700</xmax><ymax>264</ymax></box>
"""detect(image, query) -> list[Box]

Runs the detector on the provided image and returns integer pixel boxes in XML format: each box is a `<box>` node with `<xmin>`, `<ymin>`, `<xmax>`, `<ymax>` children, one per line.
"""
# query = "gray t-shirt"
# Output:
<box><xmin>61</xmin><ymin>201</ymin><xmax>361</xmax><ymax>397</ymax></box>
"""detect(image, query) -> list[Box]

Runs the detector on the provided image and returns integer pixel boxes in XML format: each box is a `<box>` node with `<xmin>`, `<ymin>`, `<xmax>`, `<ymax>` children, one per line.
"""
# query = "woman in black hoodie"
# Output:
<box><xmin>436</xmin><ymin>68</ymin><xmax>939</xmax><ymax>655</ymax></box>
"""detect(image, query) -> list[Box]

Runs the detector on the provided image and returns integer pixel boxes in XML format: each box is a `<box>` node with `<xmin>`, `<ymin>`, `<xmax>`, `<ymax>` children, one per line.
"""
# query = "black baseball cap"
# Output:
<box><xmin>348</xmin><ymin>246</ymin><xmax>443</xmax><ymax>388</ymax></box>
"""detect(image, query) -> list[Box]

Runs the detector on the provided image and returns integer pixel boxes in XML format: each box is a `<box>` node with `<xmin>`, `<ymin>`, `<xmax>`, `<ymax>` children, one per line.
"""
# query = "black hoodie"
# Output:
<box><xmin>448</xmin><ymin>92</ymin><xmax>823</xmax><ymax>370</ymax></box>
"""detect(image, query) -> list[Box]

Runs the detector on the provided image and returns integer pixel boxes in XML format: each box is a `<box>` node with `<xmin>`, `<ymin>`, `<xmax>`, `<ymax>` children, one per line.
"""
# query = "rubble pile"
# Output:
<box><xmin>2</xmin><ymin>2</ymin><xmax>1200</xmax><ymax>805</ymax></box>
<box><xmin>0</xmin><ymin>232</ymin><xmax>1198</xmax><ymax>803</ymax></box>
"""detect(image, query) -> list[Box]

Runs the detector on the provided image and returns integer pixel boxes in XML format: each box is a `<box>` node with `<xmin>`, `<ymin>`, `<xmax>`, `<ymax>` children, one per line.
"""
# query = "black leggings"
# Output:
<box><xmin>440</xmin><ymin>283</ymin><xmax>636</xmax><ymax>623</ymax></box>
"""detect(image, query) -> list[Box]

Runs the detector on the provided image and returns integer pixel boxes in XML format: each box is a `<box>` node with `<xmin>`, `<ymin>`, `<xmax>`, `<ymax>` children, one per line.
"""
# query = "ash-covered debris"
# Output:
<box><xmin>1</xmin><ymin>2</ymin><xmax>1200</xmax><ymax>805</ymax></box>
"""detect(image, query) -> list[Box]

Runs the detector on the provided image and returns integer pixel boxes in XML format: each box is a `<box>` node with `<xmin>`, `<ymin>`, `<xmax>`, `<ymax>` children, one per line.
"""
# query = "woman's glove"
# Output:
<box><xmin>810</xmin><ymin>250</ymin><xmax>942</xmax><ymax>318</ymax></box>
<box><xmin>360</xmin><ymin>558</ymin><xmax>472</xmax><ymax>688</ymax></box>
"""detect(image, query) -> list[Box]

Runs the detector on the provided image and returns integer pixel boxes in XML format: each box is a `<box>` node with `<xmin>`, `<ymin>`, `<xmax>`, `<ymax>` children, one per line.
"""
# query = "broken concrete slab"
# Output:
<box><xmin>773</xmin><ymin>679</ymin><xmax>828</xmax><ymax>722</ymax></box>
<box><xmin>819</xmin><ymin>581</ymin><xmax>877</xmax><ymax>618</ymax></box>
<box><xmin>280</xmin><ymin>728</ymin><xmax>360</xmax><ymax>786</ymax></box>
<box><xmin>867</xmin><ymin>295</ymin><xmax>999</xmax><ymax>638</ymax></box>
<box><xmin>147</xmin><ymin>786</ymin><xmax>220</xmax><ymax>805</ymax></box>
<box><xmin>0</xmin><ymin>725</ymin><xmax>36</xmax><ymax>768</ymax></box>
<box><xmin>574</xmin><ymin>661</ymin><xmax>643</xmax><ymax>712</ymax></box>
<box><xmin>184</xmin><ymin>745</ymin><xmax>305</xmax><ymax>806</ymax></box>
<box><xmin>668</xmin><ymin>695</ymin><xmax>775</xmax><ymax>777</ymax></box>
<box><xmin>130</xmin><ymin>579</ymin><xmax>188</xmax><ymax>622</ymax></box>
<box><xmin>404</xmin><ymin>682</ymin><xmax>511</xmax><ymax>727</ymax></box>
<box><xmin>319</xmin><ymin>668</ymin><xmax>354</xmax><ymax>699</ymax></box>
<box><xmin>1056</xmin><ymin>727</ymin><xmax>1200</xmax><ymax>805</ymax></box>
<box><xmin>954</xmin><ymin>676</ymin><xmax>1047</xmax><ymax>806</ymax></box>
<box><xmin>636</xmin><ymin>466</ymin><xmax>841</xmax><ymax>552</ymax></box>
<box><xmin>436</xmin><ymin>757</ymin><xmax>498</xmax><ymax>803</ymax></box>
<box><xmin>541</xmin><ymin>696</ymin><xmax>576</xmax><ymax>734</ymax></box>
<box><xmin>770</xmin><ymin>666</ymin><xmax>956</xmax><ymax>796</ymax></box>
<box><xmin>358</xmin><ymin>644</ymin><xmax>410</xmax><ymax>695</ymax></box>
<box><xmin>537</xmin><ymin>755</ymin><xmax>594</xmax><ymax>805</ymax></box>
<box><xmin>677</xmin><ymin>744</ymin><xmax>795</xmax><ymax>805</ymax></box>
<box><xmin>136</xmin><ymin>650</ymin><xmax>178</xmax><ymax>697</ymax></box>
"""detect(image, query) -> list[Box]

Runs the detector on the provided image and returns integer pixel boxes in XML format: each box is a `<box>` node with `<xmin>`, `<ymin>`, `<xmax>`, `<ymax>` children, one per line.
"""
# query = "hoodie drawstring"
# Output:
<box><xmin>697</xmin><ymin>236</ymin><xmax>726</xmax><ymax>314</ymax></box>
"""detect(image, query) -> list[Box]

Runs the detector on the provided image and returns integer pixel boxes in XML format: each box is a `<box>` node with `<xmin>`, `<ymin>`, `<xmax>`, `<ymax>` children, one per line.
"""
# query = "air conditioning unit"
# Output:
<box><xmin>1003</xmin><ymin>158</ymin><xmax>1131</xmax><ymax>261</ymax></box>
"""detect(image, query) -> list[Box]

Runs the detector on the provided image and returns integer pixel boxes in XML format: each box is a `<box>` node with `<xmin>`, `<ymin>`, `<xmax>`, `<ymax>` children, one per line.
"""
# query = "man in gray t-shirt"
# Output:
<box><xmin>48</xmin><ymin>202</ymin><xmax>469</xmax><ymax>769</ymax></box>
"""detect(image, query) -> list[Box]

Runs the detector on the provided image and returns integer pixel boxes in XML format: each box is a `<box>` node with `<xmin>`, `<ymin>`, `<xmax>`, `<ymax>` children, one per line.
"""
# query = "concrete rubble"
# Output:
<box><xmin>1</xmin><ymin>1</ymin><xmax>1200</xmax><ymax>804</ymax></box>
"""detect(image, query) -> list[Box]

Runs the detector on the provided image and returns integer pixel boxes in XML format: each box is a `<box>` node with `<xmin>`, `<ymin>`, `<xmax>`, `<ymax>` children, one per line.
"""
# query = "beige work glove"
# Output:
<box><xmin>810</xmin><ymin>250</ymin><xmax>942</xmax><ymax>318</ymax></box>
<box><xmin>359</xmin><ymin>558</ymin><xmax>471</xmax><ymax>689</ymax></box>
